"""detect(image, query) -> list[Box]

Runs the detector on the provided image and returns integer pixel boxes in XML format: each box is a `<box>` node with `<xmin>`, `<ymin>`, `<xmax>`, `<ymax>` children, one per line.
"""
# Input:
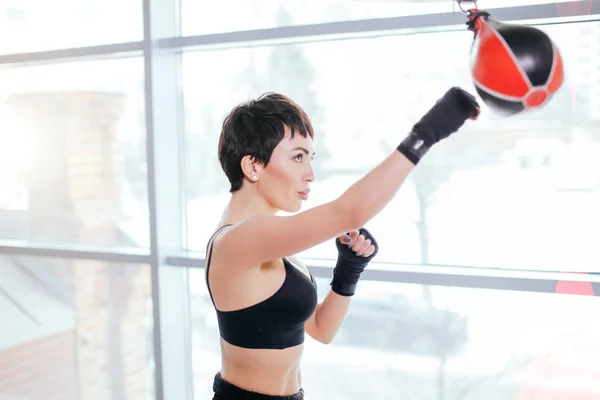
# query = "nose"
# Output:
<box><xmin>304</xmin><ymin>164</ymin><xmax>315</xmax><ymax>182</ymax></box>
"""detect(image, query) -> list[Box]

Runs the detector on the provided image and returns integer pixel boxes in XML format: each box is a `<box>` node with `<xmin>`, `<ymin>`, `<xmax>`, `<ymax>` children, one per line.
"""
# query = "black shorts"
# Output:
<box><xmin>212</xmin><ymin>372</ymin><xmax>305</xmax><ymax>400</ymax></box>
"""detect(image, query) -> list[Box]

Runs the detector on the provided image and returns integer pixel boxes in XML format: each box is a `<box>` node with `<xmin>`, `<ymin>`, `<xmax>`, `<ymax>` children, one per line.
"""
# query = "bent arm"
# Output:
<box><xmin>305</xmin><ymin>290</ymin><xmax>352</xmax><ymax>344</ymax></box>
<box><xmin>215</xmin><ymin>150</ymin><xmax>414</xmax><ymax>268</ymax></box>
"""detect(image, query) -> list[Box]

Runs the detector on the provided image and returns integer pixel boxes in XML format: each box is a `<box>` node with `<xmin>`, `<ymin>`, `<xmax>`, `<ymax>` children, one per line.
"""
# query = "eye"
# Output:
<box><xmin>294</xmin><ymin>154</ymin><xmax>303</xmax><ymax>162</ymax></box>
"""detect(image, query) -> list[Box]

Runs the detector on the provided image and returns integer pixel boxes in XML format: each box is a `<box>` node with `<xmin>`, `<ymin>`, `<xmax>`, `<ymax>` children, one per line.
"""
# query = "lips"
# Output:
<box><xmin>298</xmin><ymin>189</ymin><xmax>310</xmax><ymax>200</ymax></box>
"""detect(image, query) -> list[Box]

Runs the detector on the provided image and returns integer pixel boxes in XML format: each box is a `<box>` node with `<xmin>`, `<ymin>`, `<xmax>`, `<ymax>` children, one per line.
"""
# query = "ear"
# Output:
<box><xmin>240</xmin><ymin>155</ymin><xmax>263</xmax><ymax>182</ymax></box>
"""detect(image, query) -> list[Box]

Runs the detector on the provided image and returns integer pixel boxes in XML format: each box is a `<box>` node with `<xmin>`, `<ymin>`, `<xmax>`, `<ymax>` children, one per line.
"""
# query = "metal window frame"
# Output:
<box><xmin>0</xmin><ymin>2</ymin><xmax>599</xmax><ymax>67</ymax></box>
<box><xmin>165</xmin><ymin>254</ymin><xmax>600</xmax><ymax>292</ymax></box>
<box><xmin>1</xmin><ymin>1</ymin><xmax>600</xmax><ymax>400</ymax></box>
<box><xmin>159</xmin><ymin>2</ymin><xmax>600</xmax><ymax>50</ymax></box>
<box><xmin>142</xmin><ymin>0</ymin><xmax>197</xmax><ymax>399</ymax></box>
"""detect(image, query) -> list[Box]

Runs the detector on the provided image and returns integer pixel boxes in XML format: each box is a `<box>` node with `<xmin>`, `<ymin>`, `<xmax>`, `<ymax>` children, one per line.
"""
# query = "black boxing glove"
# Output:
<box><xmin>330</xmin><ymin>228</ymin><xmax>379</xmax><ymax>297</ymax></box>
<box><xmin>397</xmin><ymin>87</ymin><xmax>480</xmax><ymax>165</ymax></box>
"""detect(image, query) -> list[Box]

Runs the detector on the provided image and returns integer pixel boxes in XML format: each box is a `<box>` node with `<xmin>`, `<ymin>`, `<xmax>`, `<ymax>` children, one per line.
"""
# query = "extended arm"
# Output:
<box><xmin>215</xmin><ymin>88</ymin><xmax>480</xmax><ymax>269</ymax></box>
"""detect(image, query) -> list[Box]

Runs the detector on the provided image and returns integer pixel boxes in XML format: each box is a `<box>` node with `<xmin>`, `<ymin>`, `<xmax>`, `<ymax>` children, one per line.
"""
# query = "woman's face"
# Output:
<box><xmin>258</xmin><ymin>129</ymin><xmax>316</xmax><ymax>213</ymax></box>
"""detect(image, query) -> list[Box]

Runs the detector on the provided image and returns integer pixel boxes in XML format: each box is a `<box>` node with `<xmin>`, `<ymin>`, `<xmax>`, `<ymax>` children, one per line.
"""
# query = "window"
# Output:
<box><xmin>0</xmin><ymin>0</ymin><xmax>143</xmax><ymax>54</ymax></box>
<box><xmin>4</xmin><ymin>2</ymin><xmax>600</xmax><ymax>400</ymax></box>
<box><xmin>0</xmin><ymin>256</ymin><xmax>154</xmax><ymax>400</ymax></box>
<box><xmin>181</xmin><ymin>0</ymin><xmax>579</xmax><ymax>36</ymax></box>
<box><xmin>190</xmin><ymin>271</ymin><xmax>600</xmax><ymax>399</ymax></box>
<box><xmin>0</xmin><ymin>57</ymin><xmax>149</xmax><ymax>249</ymax></box>
<box><xmin>182</xmin><ymin>21</ymin><xmax>600</xmax><ymax>271</ymax></box>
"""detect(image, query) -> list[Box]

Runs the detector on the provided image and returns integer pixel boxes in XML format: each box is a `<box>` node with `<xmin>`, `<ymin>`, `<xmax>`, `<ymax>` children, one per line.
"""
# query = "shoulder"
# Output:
<box><xmin>210</xmin><ymin>223</ymin><xmax>235</xmax><ymax>246</ymax></box>
<box><xmin>206</xmin><ymin>224</ymin><xmax>235</xmax><ymax>264</ymax></box>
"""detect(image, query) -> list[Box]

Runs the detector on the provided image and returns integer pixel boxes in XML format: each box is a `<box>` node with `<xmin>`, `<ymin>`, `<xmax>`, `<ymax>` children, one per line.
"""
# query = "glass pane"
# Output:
<box><xmin>183</xmin><ymin>21</ymin><xmax>600</xmax><ymax>272</ymax></box>
<box><xmin>0</xmin><ymin>57</ymin><xmax>149</xmax><ymax>248</ymax></box>
<box><xmin>190</xmin><ymin>271</ymin><xmax>600</xmax><ymax>399</ymax></box>
<box><xmin>0</xmin><ymin>0</ymin><xmax>143</xmax><ymax>55</ymax></box>
<box><xmin>0</xmin><ymin>256</ymin><xmax>154</xmax><ymax>400</ymax></box>
<box><xmin>181</xmin><ymin>0</ymin><xmax>579</xmax><ymax>36</ymax></box>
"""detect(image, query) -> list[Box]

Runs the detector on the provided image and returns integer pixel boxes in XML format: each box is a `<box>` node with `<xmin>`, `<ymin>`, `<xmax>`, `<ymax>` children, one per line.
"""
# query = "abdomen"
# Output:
<box><xmin>219</xmin><ymin>339</ymin><xmax>304</xmax><ymax>396</ymax></box>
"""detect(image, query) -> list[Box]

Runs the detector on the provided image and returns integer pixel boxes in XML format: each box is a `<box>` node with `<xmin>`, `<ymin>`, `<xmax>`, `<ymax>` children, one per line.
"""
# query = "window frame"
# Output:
<box><xmin>0</xmin><ymin>1</ymin><xmax>599</xmax><ymax>399</ymax></box>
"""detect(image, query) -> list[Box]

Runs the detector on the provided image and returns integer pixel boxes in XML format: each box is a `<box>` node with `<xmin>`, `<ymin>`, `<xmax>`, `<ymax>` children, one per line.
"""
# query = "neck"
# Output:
<box><xmin>221</xmin><ymin>184</ymin><xmax>277</xmax><ymax>225</ymax></box>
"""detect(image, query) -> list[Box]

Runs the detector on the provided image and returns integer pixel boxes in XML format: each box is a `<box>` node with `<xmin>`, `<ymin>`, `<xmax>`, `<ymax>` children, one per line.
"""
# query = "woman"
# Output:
<box><xmin>205</xmin><ymin>88</ymin><xmax>480</xmax><ymax>399</ymax></box>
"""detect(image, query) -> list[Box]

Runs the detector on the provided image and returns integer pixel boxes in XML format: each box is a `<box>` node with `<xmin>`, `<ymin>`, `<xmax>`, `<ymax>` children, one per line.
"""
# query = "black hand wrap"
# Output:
<box><xmin>330</xmin><ymin>228</ymin><xmax>379</xmax><ymax>297</ymax></box>
<box><xmin>397</xmin><ymin>87</ymin><xmax>480</xmax><ymax>165</ymax></box>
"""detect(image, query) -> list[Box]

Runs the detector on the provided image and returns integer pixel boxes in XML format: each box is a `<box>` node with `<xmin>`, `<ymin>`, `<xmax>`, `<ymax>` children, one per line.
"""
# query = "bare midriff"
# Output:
<box><xmin>219</xmin><ymin>339</ymin><xmax>304</xmax><ymax>396</ymax></box>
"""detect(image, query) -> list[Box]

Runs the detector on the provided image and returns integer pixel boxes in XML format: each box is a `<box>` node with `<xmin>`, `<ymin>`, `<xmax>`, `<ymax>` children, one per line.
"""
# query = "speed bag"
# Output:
<box><xmin>468</xmin><ymin>11</ymin><xmax>564</xmax><ymax>116</ymax></box>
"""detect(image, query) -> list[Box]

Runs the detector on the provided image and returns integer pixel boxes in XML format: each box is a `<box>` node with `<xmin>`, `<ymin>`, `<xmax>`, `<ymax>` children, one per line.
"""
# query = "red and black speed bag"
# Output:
<box><xmin>468</xmin><ymin>11</ymin><xmax>564</xmax><ymax>116</ymax></box>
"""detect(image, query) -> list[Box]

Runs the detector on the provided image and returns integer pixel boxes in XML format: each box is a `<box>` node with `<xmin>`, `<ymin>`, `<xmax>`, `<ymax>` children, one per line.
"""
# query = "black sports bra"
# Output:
<box><xmin>205</xmin><ymin>225</ymin><xmax>319</xmax><ymax>350</ymax></box>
